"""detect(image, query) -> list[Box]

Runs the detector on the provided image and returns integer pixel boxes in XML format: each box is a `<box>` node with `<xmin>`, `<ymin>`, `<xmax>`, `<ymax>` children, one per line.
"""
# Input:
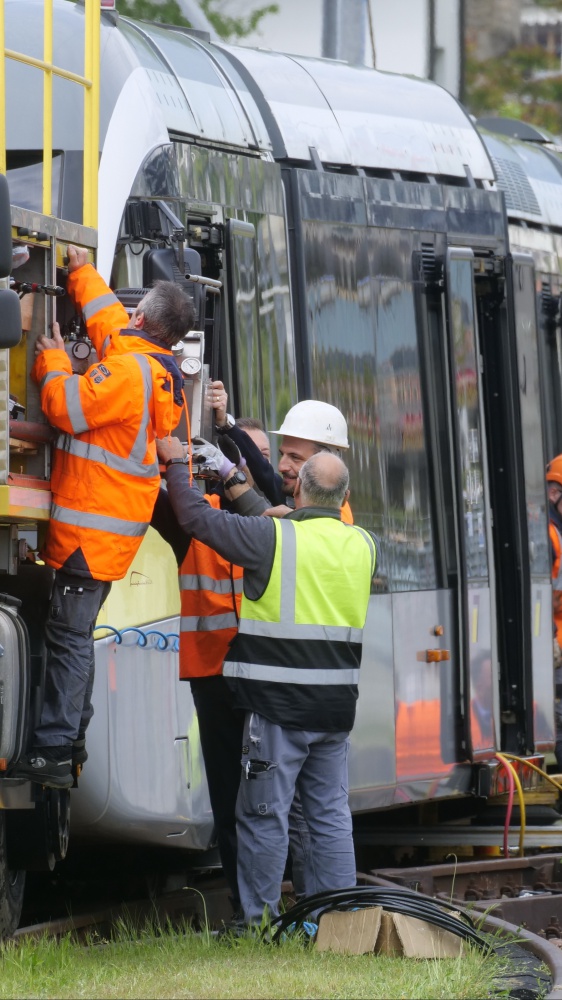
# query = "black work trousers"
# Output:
<box><xmin>34</xmin><ymin>570</ymin><xmax>111</xmax><ymax>747</ymax></box>
<box><xmin>190</xmin><ymin>675</ymin><xmax>245</xmax><ymax>909</ymax></box>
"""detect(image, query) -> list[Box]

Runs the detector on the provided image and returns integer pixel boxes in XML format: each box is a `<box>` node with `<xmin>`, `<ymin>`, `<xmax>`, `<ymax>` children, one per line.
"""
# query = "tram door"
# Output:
<box><xmin>506</xmin><ymin>254</ymin><xmax>553</xmax><ymax>752</ymax></box>
<box><xmin>444</xmin><ymin>248</ymin><xmax>497</xmax><ymax>760</ymax></box>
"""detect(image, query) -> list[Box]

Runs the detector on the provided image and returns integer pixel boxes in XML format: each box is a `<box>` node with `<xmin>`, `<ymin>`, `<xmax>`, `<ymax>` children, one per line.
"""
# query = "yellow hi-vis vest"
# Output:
<box><xmin>223</xmin><ymin>514</ymin><xmax>376</xmax><ymax>732</ymax></box>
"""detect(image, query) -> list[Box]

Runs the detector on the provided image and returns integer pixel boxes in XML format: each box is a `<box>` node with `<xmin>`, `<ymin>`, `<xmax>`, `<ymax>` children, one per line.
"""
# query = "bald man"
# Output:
<box><xmin>157</xmin><ymin>439</ymin><xmax>377</xmax><ymax>928</ymax></box>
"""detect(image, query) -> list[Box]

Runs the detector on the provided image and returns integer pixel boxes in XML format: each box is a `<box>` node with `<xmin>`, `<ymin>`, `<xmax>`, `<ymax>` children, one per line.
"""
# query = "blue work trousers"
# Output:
<box><xmin>236</xmin><ymin>712</ymin><xmax>356</xmax><ymax>925</ymax></box>
<box><xmin>190</xmin><ymin>676</ymin><xmax>313</xmax><ymax>911</ymax></box>
<box><xmin>34</xmin><ymin>570</ymin><xmax>111</xmax><ymax>746</ymax></box>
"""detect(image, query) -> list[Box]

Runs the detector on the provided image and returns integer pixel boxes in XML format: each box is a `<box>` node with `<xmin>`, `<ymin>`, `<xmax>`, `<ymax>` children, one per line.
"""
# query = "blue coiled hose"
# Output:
<box><xmin>93</xmin><ymin>624</ymin><xmax>179</xmax><ymax>652</ymax></box>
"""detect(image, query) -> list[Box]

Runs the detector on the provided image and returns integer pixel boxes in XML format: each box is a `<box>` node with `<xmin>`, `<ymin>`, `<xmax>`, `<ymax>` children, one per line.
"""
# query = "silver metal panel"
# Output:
<box><xmin>466</xmin><ymin>585</ymin><xmax>496</xmax><ymax>755</ymax></box>
<box><xmin>0</xmin><ymin>609</ymin><xmax>23</xmax><ymax>761</ymax></box>
<box><xmin>71</xmin><ymin>622</ymin><xmax>213</xmax><ymax>850</ymax></box>
<box><xmin>218</xmin><ymin>44</ymin><xmax>494</xmax><ymax>178</ymax></box>
<box><xmin>349</xmin><ymin>765</ymin><xmax>474</xmax><ymax>814</ymax></box>
<box><xmin>125</xmin><ymin>22</ymin><xmax>264</xmax><ymax>150</ymax></box>
<box><xmin>481</xmin><ymin>130</ymin><xmax>562</xmax><ymax>227</ymax></box>
<box><xmin>392</xmin><ymin>589</ymin><xmax>457</xmax><ymax>784</ymax></box>
<box><xmin>349</xmin><ymin>594</ymin><xmax>395</xmax><ymax>792</ymax></box>
<box><xmin>531</xmin><ymin>582</ymin><xmax>556</xmax><ymax>750</ymax></box>
<box><xmin>0</xmin><ymin>782</ymin><xmax>35</xmax><ymax>809</ymax></box>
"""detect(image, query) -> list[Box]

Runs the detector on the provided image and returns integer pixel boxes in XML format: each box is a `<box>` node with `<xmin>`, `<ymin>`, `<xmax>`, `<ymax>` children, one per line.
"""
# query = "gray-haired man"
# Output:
<box><xmin>156</xmin><ymin>440</ymin><xmax>376</xmax><ymax>926</ymax></box>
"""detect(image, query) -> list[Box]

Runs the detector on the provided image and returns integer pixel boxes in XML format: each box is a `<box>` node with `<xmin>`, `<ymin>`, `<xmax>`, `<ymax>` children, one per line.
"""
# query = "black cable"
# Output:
<box><xmin>265</xmin><ymin>885</ymin><xmax>494</xmax><ymax>952</ymax></box>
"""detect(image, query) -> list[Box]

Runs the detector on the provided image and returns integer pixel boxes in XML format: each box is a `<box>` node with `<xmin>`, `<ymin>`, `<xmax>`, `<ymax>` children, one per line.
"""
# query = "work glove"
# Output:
<box><xmin>554</xmin><ymin>638</ymin><xmax>562</xmax><ymax>670</ymax></box>
<box><xmin>217</xmin><ymin>433</ymin><xmax>246</xmax><ymax>471</ymax></box>
<box><xmin>190</xmin><ymin>436</ymin><xmax>237</xmax><ymax>479</ymax></box>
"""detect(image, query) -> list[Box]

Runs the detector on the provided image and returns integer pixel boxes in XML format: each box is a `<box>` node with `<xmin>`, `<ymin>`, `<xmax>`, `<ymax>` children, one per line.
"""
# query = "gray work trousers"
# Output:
<box><xmin>34</xmin><ymin>570</ymin><xmax>111</xmax><ymax>747</ymax></box>
<box><xmin>236</xmin><ymin>712</ymin><xmax>356</xmax><ymax>925</ymax></box>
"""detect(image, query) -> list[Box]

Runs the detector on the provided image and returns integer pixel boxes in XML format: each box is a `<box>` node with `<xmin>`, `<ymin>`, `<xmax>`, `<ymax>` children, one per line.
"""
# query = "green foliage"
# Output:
<box><xmin>114</xmin><ymin>0</ymin><xmax>279</xmax><ymax>39</ymax></box>
<box><xmin>115</xmin><ymin>0</ymin><xmax>190</xmax><ymax>25</ymax></box>
<box><xmin>200</xmin><ymin>0</ymin><xmax>279</xmax><ymax>39</ymax></box>
<box><xmin>465</xmin><ymin>44</ymin><xmax>562</xmax><ymax>136</ymax></box>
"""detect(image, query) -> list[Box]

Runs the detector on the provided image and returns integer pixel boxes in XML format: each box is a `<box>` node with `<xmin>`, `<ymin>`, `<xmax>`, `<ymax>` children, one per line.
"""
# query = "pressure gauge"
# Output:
<box><xmin>181</xmin><ymin>357</ymin><xmax>202</xmax><ymax>376</ymax></box>
<box><xmin>71</xmin><ymin>341</ymin><xmax>91</xmax><ymax>360</ymax></box>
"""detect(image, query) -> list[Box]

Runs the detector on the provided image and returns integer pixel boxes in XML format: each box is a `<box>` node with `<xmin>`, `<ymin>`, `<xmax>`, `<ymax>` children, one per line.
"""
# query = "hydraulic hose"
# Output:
<box><xmin>266</xmin><ymin>885</ymin><xmax>494</xmax><ymax>952</ymax></box>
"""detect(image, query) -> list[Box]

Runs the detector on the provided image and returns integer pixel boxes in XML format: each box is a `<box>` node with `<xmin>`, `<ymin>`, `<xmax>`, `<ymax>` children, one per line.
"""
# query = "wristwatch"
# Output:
<box><xmin>165</xmin><ymin>456</ymin><xmax>188</xmax><ymax>468</ymax></box>
<box><xmin>223</xmin><ymin>470</ymin><xmax>247</xmax><ymax>490</ymax></box>
<box><xmin>216</xmin><ymin>413</ymin><xmax>235</xmax><ymax>433</ymax></box>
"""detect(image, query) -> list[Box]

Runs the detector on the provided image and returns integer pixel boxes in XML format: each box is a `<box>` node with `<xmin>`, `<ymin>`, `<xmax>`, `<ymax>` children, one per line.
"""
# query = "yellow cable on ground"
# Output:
<box><xmin>495</xmin><ymin>752</ymin><xmax>526</xmax><ymax>857</ymax></box>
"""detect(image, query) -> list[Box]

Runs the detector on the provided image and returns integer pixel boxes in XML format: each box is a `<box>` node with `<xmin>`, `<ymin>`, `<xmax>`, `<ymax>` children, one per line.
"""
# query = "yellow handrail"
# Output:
<box><xmin>5</xmin><ymin>49</ymin><xmax>93</xmax><ymax>87</ymax></box>
<box><xmin>83</xmin><ymin>0</ymin><xmax>101</xmax><ymax>229</ymax></box>
<box><xmin>43</xmin><ymin>0</ymin><xmax>53</xmax><ymax>216</ymax></box>
<box><xmin>0</xmin><ymin>0</ymin><xmax>101</xmax><ymax>227</ymax></box>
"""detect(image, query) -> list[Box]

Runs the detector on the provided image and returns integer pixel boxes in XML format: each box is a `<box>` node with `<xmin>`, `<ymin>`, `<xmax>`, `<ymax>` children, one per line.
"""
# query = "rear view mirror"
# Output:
<box><xmin>0</xmin><ymin>174</ymin><xmax>12</xmax><ymax>280</ymax></box>
<box><xmin>0</xmin><ymin>289</ymin><xmax>22</xmax><ymax>348</ymax></box>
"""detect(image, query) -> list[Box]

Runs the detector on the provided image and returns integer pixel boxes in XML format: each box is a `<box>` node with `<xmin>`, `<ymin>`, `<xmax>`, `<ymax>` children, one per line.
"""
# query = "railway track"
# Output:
<box><xmin>10</xmin><ymin>861</ymin><xmax>562</xmax><ymax>999</ymax></box>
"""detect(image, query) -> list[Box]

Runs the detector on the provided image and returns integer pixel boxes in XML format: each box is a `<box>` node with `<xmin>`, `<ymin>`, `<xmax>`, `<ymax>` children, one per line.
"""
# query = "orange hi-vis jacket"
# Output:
<box><xmin>341</xmin><ymin>500</ymin><xmax>353</xmax><ymax>524</ymax></box>
<box><xmin>179</xmin><ymin>494</ymin><xmax>244</xmax><ymax>678</ymax></box>
<box><xmin>550</xmin><ymin>522</ymin><xmax>562</xmax><ymax>645</ymax></box>
<box><xmin>32</xmin><ymin>264</ymin><xmax>183</xmax><ymax>581</ymax></box>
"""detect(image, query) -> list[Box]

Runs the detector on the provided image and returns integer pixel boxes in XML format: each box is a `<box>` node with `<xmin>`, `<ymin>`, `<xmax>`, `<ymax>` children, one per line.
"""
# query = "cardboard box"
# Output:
<box><xmin>315</xmin><ymin>907</ymin><xmax>382</xmax><ymax>954</ymax></box>
<box><xmin>315</xmin><ymin>907</ymin><xmax>464</xmax><ymax>958</ymax></box>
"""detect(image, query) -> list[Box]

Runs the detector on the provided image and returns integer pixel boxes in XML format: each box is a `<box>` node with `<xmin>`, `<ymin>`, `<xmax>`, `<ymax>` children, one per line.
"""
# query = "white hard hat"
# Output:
<box><xmin>272</xmin><ymin>400</ymin><xmax>349</xmax><ymax>449</ymax></box>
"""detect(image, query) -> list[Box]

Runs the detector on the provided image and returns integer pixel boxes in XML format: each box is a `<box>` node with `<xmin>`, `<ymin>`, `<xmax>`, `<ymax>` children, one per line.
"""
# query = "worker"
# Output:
<box><xmin>156</xmin><ymin>436</ymin><xmax>376</xmax><ymax>927</ymax></box>
<box><xmin>152</xmin><ymin>426</ymin><xmax>267</xmax><ymax>916</ymax></box>
<box><xmin>213</xmin><ymin>391</ymin><xmax>353</xmax><ymax>523</ymax></box>
<box><xmin>235</xmin><ymin>417</ymin><xmax>271</xmax><ymax>461</ymax></box>
<box><xmin>152</xmin><ymin>416</ymin><xmax>312</xmax><ymax>918</ymax></box>
<box><xmin>15</xmin><ymin>246</ymin><xmax>194</xmax><ymax>789</ymax></box>
<box><xmin>547</xmin><ymin>455</ymin><xmax>562</xmax><ymax>770</ymax></box>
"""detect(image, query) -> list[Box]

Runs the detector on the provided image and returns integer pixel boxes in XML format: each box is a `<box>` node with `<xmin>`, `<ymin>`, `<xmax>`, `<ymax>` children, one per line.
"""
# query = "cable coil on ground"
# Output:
<box><xmin>266</xmin><ymin>885</ymin><xmax>495</xmax><ymax>952</ymax></box>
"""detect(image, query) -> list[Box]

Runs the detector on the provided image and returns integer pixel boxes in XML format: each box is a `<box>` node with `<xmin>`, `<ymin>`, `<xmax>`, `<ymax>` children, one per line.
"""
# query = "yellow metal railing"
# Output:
<box><xmin>0</xmin><ymin>0</ymin><xmax>101</xmax><ymax>227</ymax></box>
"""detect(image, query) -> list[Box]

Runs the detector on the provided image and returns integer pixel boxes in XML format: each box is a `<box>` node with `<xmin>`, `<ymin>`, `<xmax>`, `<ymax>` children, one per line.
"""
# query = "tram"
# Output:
<box><xmin>0</xmin><ymin>0</ymin><xmax>558</xmax><ymax>933</ymax></box>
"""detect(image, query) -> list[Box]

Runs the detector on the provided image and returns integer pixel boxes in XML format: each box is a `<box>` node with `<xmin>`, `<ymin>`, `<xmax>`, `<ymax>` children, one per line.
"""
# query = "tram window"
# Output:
<box><xmin>7</xmin><ymin>155</ymin><xmax>62</xmax><ymax>215</ymax></box>
<box><xmin>253</xmin><ymin>213</ymin><xmax>297</xmax><ymax>432</ymax></box>
<box><xmin>374</xmin><ymin>278</ymin><xmax>437</xmax><ymax>592</ymax></box>
<box><xmin>447</xmin><ymin>256</ymin><xmax>488</xmax><ymax>582</ymax></box>
<box><xmin>227</xmin><ymin>219</ymin><xmax>262</xmax><ymax>420</ymax></box>
<box><xmin>302</xmin><ymin>220</ymin><xmax>437</xmax><ymax>592</ymax></box>
<box><xmin>513</xmin><ymin>260</ymin><xmax>549</xmax><ymax>576</ymax></box>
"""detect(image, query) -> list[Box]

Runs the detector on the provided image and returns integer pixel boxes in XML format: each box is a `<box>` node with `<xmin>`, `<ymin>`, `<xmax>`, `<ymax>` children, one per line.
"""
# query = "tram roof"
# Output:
<box><xmin>216</xmin><ymin>44</ymin><xmax>494</xmax><ymax>181</ymax></box>
<box><xmin>479</xmin><ymin>126</ymin><xmax>562</xmax><ymax>227</ymax></box>
<box><xmin>4</xmin><ymin>1</ymin><xmax>494</xmax><ymax>183</ymax></box>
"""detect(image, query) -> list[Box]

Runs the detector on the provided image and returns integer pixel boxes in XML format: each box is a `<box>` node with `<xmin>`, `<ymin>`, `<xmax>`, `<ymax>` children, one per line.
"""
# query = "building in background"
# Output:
<box><xmin>521</xmin><ymin>4</ymin><xmax>562</xmax><ymax>62</ymax></box>
<box><xmin>222</xmin><ymin>0</ymin><xmax>464</xmax><ymax>97</ymax></box>
<box><xmin>465</xmin><ymin>0</ymin><xmax>523</xmax><ymax>60</ymax></box>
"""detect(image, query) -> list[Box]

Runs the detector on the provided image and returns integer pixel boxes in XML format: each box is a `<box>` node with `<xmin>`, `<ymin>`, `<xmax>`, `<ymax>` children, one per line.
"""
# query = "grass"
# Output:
<box><xmin>0</xmin><ymin>919</ymin><xmax>518</xmax><ymax>1000</ymax></box>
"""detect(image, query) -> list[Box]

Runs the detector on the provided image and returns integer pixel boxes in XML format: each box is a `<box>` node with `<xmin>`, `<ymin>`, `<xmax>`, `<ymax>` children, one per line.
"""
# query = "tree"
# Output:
<box><xmin>465</xmin><ymin>44</ymin><xmax>562</xmax><ymax>136</ymax></box>
<box><xmin>115</xmin><ymin>0</ymin><xmax>279</xmax><ymax>40</ymax></box>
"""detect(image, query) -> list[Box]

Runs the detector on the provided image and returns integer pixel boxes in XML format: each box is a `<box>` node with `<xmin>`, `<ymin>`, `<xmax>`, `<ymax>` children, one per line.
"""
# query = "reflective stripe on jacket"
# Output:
<box><xmin>32</xmin><ymin>265</ymin><xmax>183</xmax><ymax>581</ymax></box>
<box><xmin>179</xmin><ymin>493</ymin><xmax>244</xmax><ymax>679</ymax></box>
<box><xmin>551</xmin><ymin>522</ymin><xmax>562</xmax><ymax>645</ymax></box>
<box><xmin>223</xmin><ymin>515</ymin><xmax>376</xmax><ymax>731</ymax></box>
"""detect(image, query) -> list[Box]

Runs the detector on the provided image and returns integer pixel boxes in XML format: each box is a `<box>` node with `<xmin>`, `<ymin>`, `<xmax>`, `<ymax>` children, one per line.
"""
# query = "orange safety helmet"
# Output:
<box><xmin>546</xmin><ymin>455</ymin><xmax>562</xmax><ymax>488</ymax></box>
